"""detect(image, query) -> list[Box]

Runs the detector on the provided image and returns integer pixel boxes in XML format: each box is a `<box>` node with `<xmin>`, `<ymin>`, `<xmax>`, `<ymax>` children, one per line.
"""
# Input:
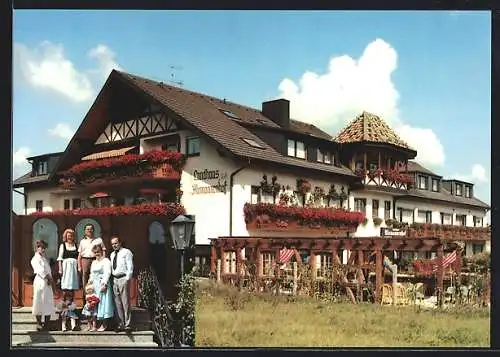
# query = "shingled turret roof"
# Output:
<box><xmin>335</xmin><ymin>111</ymin><xmax>414</xmax><ymax>151</ymax></box>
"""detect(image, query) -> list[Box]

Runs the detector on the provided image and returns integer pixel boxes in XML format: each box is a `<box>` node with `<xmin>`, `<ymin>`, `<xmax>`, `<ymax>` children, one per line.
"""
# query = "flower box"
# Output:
<box><xmin>244</xmin><ymin>203</ymin><xmax>364</xmax><ymax>237</ymax></box>
<box><xmin>30</xmin><ymin>203</ymin><xmax>186</xmax><ymax>219</ymax></box>
<box><xmin>59</xmin><ymin>151</ymin><xmax>186</xmax><ymax>189</ymax></box>
<box><xmin>406</xmin><ymin>224</ymin><xmax>490</xmax><ymax>240</ymax></box>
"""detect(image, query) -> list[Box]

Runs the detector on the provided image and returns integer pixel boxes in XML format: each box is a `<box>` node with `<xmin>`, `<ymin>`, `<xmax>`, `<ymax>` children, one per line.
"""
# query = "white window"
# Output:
<box><xmin>296</xmin><ymin>141</ymin><xmax>306</xmax><ymax>159</ymax></box>
<box><xmin>456</xmin><ymin>214</ymin><xmax>466</xmax><ymax>226</ymax></box>
<box><xmin>399</xmin><ymin>208</ymin><xmax>413</xmax><ymax>224</ymax></box>
<box><xmin>474</xmin><ymin>216</ymin><xmax>482</xmax><ymax>227</ymax></box>
<box><xmin>250</xmin><ymin>186</ymin><xmax>260</xmax><ymax>204</ymax></box>
<box><xmin>317</xmin><ymin>149</ymin><xmax>323</xmax><ymax>162</ymax></box>
<box><xmin>432</xmin><ymin>179</ymin><xmax>439</xmax><ymax>192</ymax></box>
<box><xmin>354</xmin><ymin>199</ymin><xmax>366</xmax><ymax>213</ymax></box>
<box><xmin>37</xmin><ymin>161</ymin><xmax>48</xmax><ymax>176</ymax></box>
<box><xmin>287</xmin><ymin>139</ymin><xmax>296</xmax><ymax>156</ymax></box>
<box><xmin>419</xmin><ymin>176</ymin><xmax>427</xmax><ymax>190</ymax></box>
<box><xmin>288</xmin><ymin>139</ymin><xmax>306</xmax><ymax>159</ymax></box>
<box><xmin>186</xmin><ymin>137</ymin><xmax>200</xmax><ymax>156</ymax></box>
<box><xmin>440</xmin><ymin>213</ymin><xmax>452</xmax><ymax>225</ymax></box>
<box><xmin>315</xmin><ymin>254</ymin><xmax>332</xmax><ymax>278</ymax></box>
<box><xmin>465</xmin><ymin>186</ymin><xmax>471</xmax><ymax>198</ymax></box>
<box><xmin>261</xmin><ymin>252</ymin><xmax>275</xmax><ymax>276</ymax></box>
<box><xmin>324</xmin><ymin>153</ymin><xmax>331</xmax><ymax>164</ymax></box>
<box><xmin>456</xmin><ymin>184</ymin><xmax>462</xmax><ymax>196</ymax></box>
<box><xmin>224</xmin><ymin>251</ymin><xmax>237</xmax><ymax>274</ymax></box>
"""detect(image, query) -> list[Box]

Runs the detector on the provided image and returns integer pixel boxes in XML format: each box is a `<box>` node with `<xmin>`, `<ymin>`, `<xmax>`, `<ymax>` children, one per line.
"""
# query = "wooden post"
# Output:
<box><xmin>392</xmin><ymin>264</ymin><xmax>398</xmax><ymax>306</ymax></box>
<box><xmin>375</xmin><ymin>249</ymin><xmax>383</xmax><ymax>304</ymax></box>
<box><xmin>292</xmin><ymin>262</ymin><xmax>298</xmax><ymax>296</ymax></box>
<box><xmin>363</xmin><ymin>151</ymin><xmax>367</xmax><ymax>170</ymax></box>
<box><xmin>220</xmin><ymin>246</ymin><xmax>225</xmax><ymax>279</ymax></box>
<box><xmin>275</xmin><ymin>247</ymin><xmax>281</xmax><ymax>295</ymax></box>
<box><xmin>210</xmin><ymin>244</ymin><xmax>216</xmax><ymax>277</ymax></box>
<box><xmin>216</xmin><ymin>259</ymin><xmax>221</xmax><ymax>283</ymax></box>
<box><xmin>378</xmin><ymin>151</ymin><xmax>381</xmax><ymax>169</ymax></box>
<box><xmin>437</xmin><ymin>244</ymin><xmax>444</xmax><ymax>307</ymax></box>
<box><xmin>236</xmin><ymin>247</ymin><xmax>242</xmax><ymax>290</ymax></box>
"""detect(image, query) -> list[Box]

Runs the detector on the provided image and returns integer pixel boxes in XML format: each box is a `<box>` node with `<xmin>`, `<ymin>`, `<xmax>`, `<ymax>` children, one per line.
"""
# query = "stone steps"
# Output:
<box><xmin>11</xmin><ymin>330</ymin><xmax>155</xmax><ymax>346</ymax></box>
<box><xmin>12</xmin><ymin>306</ymin><xmax>157</xmax><ymax>348</ymax></box>
<box><xmin>13</xmin><ymin>341</ymin><xmax>159</xmax><ymax>348</ymax></box>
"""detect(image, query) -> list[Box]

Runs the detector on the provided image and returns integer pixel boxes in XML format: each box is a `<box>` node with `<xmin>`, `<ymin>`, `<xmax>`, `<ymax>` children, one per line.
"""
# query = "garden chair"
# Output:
<box><xmin>381</xmin><ymin>284</ymin><xmax>392</xmax><ymax>305</ymax></box>
<box><xmin>394</xmin><ymin>283</ymin><xmax>409</xmax><ymax>305</ymax></box>
<box><xmin>414</xmin><ymin>282</ymin><xmax>425</xmax><ymax>304</ymax></box>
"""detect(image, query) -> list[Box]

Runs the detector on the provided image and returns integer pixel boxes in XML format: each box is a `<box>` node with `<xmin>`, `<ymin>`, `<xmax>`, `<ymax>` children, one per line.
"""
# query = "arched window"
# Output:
<box><xmin>75</xmin><ymin>218</ymin><xmax>102</xmax><ymax>244</ymax></box>
<box><xmin>32</xmin><ymin>218</ymin><xmax>59</xmax><ymax>262</ymax></box>
<box><xmin>148</xmin><ymin>221</ymin><xmax>166</xmax><ymax>244</ymax></box>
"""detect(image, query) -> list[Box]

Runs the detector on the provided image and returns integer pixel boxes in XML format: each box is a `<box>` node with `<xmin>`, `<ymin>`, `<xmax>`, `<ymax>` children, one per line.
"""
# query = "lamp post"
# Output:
<box><xmin>169</xmin><ymin>215</ymin><xmax>195</xmax><ymax>278</ymax></box>
<box><xmin>169</xmin><ymin>214</ymin><xmax>195</xmax><ymax>347</ymax></box>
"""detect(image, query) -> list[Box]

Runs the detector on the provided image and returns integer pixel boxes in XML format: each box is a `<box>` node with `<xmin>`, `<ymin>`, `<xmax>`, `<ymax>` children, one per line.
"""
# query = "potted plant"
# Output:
<box><xmin>373</xmin><ymin>217</ymin><xmax>383</xmax><ymax>227</ymax></box>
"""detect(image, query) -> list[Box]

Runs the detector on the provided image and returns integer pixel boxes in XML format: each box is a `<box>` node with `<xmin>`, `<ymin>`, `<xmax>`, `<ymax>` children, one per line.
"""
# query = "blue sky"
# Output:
<box><xmin>12</xmin><ymin>10</ymin><xmax>491</xmax><ymax>212</ymax></box>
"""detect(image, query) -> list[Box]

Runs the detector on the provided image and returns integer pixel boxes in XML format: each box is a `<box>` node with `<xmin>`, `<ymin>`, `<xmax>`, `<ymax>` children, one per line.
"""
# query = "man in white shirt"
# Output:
<box><xmin>110</xmin><ymin>236</ymin><xmax>134</xmax><ymax>331</ymax></box>
<box><xmin>77</xmin><ymin>224</ymin><xmax>106</xmax><ymax>290</ymax></box>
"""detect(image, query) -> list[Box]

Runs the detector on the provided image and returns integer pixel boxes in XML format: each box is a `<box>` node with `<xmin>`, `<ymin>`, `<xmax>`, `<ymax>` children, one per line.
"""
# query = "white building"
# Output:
<box><xmin>13</xmin><ymin>70</ymin><xmax>490</xmax><ymax>263</ymax></box>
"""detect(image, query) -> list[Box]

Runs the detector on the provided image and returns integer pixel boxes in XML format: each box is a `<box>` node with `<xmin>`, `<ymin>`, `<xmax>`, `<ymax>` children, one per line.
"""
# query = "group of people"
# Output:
<box><xmin>30</xmin><ymin>223</ymin><xmax>134</xmax><ymax>332</ymax></box>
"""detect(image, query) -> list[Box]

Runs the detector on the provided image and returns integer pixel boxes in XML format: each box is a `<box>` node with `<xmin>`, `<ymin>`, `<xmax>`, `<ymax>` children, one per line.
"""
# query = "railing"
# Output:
<box><xmin>137</xmin><ymin>266</ymin><xmax>176</xmax><ymax>348</ymax></box>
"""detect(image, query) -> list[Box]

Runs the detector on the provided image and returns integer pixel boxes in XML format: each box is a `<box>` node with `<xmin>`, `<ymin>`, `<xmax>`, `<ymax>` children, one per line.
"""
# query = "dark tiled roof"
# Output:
<box><xmin>404</xmin><ymin>187</ymin><xmax>489</xmax><ymax>209</ymax></box>
<box><xmin>116</xmin><ymin>71</ymin><xmax>356</xmax><ymax>178</ymax></box>
<box><xmin>407</xmin><ymin>161</ymin><xmax>440</xmax><ymax>177</ymax></box>
<box><xmin>289</xmin><ymin>119</ymin><xmax>332</xmax><ymax>140</ymax></box>
<box><xmin>26</xmin><ymin>151</ymin><xmax>64</xmax><ymax>160</ymax></box>
<box><xmin>13</xmin><ymin>172</ymin><xmax>50</xmax><ymax>187</ymax></box>
<box><xmin>335</xmin><ymin>111</ymin><xmax>413</xmax><ymax>150</ymax></box>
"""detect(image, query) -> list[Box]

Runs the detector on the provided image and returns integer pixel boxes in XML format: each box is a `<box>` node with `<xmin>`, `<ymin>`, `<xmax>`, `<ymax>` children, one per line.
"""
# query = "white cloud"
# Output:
<box><xmin>13</xmin><ymin>41</ymin><xmax>122</xmax><ymax>103</ymax></box>
<box><xmin>13</xmin><ymin>147</ymin><xmax>31</xmax><ymax>166</ymax></box>
<box><xmin>454</xmin><ymin>164</ymin><xmax>489</xmax><ymax>184</ymax></box>
<box><xmin>277</xmin><ymin>38</ymin><xmax>446</xmax><ymax>168</ymax></box>
<box><xmin>88</xmin><ymin>44</ymin><xmax>122</xmax><ymax>80</ymax></box>
<box><xmin>395</xmin><ymin>125</ymin><xmax>445</xmax><ymax>167</ymax></box>
<box><xmin>14</xmin><ymin>41</ymin><xmax>94</xmax><ymax>102</ymax></box>
<box><xmin>48</xmin><ymin>123</ymin><xmax>75</xmax><ymax>140</ymax></box>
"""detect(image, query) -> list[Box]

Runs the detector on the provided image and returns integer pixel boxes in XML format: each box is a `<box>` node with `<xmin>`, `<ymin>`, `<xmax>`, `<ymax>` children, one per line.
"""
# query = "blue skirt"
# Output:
<box><xmin>96</xmin><ymin>284</ymin><xmax>114</xmax><ymax>320</ymax></box>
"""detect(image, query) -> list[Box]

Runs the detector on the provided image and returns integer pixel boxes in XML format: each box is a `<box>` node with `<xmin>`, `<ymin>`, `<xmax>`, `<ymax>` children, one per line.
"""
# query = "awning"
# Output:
<box><xmin>89</xmin><ymin>192</ymin><xmax>110</xmax><ymax>198</ymax></box>
<box><xmin>81</xmin><ymin>146</ymin><xmax>136</xmax><ymax>161</ymax></box>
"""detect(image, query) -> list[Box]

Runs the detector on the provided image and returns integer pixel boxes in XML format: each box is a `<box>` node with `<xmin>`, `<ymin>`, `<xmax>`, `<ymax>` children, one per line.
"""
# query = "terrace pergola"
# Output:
<box><xmin>210</xmin><ymin>236</ymin><xmax>463</xmax><ymax>304</ymax></box>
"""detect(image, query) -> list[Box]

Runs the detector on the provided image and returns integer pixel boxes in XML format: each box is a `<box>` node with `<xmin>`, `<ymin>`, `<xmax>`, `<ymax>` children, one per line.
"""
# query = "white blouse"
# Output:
<box><xmin>57</xmin><ymin>242</ymin><xmax>78</xmax><ymax>261</ymax></box>
<box><xmin>90</xmin><ymin>257</ymin><xmax>112</xmax><ymax>288</ymax></box>
<box><xmin>31</xmin><ymin>253</ymin><xmax>52</xmax><ymax>280</ymax></box>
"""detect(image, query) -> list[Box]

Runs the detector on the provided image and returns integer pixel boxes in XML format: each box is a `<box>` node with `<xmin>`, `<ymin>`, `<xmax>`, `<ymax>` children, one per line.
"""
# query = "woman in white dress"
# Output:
<box><xmin>88</xmin><ymin>244</ymin><xmax>114</xmax><ymax>331</ymax></box>
<box><xmin>57</xmin><ymin>229</ymin><xmax>79</xmax><ymax>294</ymax></box>
<box><xmin>31</xmin><ymin>240</ymin><xmax>55</xmax><ymax>331</ymax></box>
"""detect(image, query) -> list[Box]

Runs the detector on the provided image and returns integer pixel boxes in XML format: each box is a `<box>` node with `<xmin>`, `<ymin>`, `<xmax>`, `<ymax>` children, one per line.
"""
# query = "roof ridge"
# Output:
<box><xmin>116</xmin><ymin>70</ymin><xmax>263</xmax><ymax>114</ymax></box>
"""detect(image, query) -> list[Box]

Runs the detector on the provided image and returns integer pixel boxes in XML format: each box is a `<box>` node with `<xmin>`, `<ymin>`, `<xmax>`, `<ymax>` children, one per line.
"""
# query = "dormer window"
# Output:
<box><xmin>35</xmin><ymin>160</ymin><xmax>48</xmax><ymax>176</ymax></box>
<box><xmin>287</xmin><ymin>139</ymin><xmax>306</xmax><ymax>159</ymax></box>
<box><xmin>456</xmin><ymin>184</ymin><xmax>462</xmax><ymax>196</ymax></box>
<box><xmin>418</xmin><ymin>175</ymin><xmax>428</xmax><ymax>190</ymax></box>
<box><xmin>431</xmin><ymin>178</ymin><xmax>439</xmax><ymax>192</ymax></box>
<box><xmin>316</xmin><ymin>149</ymin><xmax>332</xmax><ymax>164</ymax></box>
<box><xmin>465</xmin><ymin>186</ymin><xmax>471</xmax><ymax>198</ymax></box>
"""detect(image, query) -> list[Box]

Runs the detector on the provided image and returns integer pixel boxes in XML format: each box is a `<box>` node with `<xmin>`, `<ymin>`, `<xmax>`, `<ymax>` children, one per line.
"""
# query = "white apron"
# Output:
<box><xmin>30</xmin><ymin>253</ymin><xmax>55</xmax><ymax>316</ymax></box>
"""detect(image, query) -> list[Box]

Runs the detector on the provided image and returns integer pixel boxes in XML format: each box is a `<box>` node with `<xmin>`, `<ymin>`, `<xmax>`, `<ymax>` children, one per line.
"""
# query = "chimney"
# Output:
<box><xmin>262</xmin><ymin>99</ymin><xmax>290</xmax><ymax>128</ymax></box>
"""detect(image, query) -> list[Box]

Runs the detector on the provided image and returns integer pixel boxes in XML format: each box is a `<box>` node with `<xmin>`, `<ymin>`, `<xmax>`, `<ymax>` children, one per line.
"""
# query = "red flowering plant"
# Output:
<box><xmin>382</xmin><ymin>169</ymin><xmax>413</xmax><ymax>187</ymax></box>
<box><xmin>244</xmin><ymin>203</ymin><xmax>365</xmax><ymax>228</ymax></box>
<box><xmin>355</xmin><ymin>168</ymin><xmax>367</xmax><ymax>178</ymax></box>
<box><xmin>30</xmin><ymin>203</ymin><xmax>186</xmax><ymax>219</ymax></box>
<box><xmin>59</xmin><ymin>151</ymin><xmax>186</xmax><ymax>188</ymax></box>
<box><xmin>367</xmin><ymin>168</ymin><xmax>384</xmax><ymax>180</ymax></box>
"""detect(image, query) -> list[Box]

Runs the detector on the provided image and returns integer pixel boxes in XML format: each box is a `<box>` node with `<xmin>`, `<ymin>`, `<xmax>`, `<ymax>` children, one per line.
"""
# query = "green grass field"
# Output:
<box><xmin>195</xmin><ymin>281</ymin><xmax>490</xmax><ymax>348</ymax></box>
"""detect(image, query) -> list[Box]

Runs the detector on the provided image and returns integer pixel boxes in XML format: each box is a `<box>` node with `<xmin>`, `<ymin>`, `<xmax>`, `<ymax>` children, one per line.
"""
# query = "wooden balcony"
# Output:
<box><xmin>244</xmin><ymin>203</ymin><xmax>364</xmax><ymax>237</ymax></box>
<box><xmin>59</xmin><ymin>150</ymin><xmax>185</xmax><ymax>190</ymax></box>
<box><xmin>355</xmin><ymin>168</ymin><xmax>413</xmax><ymax>191</ymax></box>
<box><xmin>406</xmin><ymin>224</ymin><xmax>490</xmax><ymax>241</ymax></box>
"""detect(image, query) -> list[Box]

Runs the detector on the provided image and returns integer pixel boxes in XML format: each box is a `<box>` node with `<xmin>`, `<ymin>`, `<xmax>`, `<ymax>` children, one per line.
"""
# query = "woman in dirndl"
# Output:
<box><xmin>31</xmin><ymin>239</ymin><xmax>55</xmax><ymax>331</ymax></box>
<box><xmin>57</xmin><ymin>229</ymin><xmax>79</xmax><ymax>296</ymax></box>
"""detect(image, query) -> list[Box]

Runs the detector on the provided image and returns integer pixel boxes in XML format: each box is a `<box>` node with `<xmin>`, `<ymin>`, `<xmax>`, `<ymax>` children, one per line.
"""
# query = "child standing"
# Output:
<box><xmin>81</xmin><ymin>282</ymin><xmax>100</xmax><ymax>331</ymax></box>
<box><xmin>56</xmin><ymin>291</ymin><xmax>79</xmax><ymax>331</ymax></box>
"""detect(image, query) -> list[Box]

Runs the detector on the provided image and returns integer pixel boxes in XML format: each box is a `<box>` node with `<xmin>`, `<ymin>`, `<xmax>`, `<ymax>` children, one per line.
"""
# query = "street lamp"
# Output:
<box><xmin>169</xmin><ymin>215</ymin><xmax>195</xmax><ymax>277</ymax></box>
<box><xmin>168</xmin><ymin>214</ymin><xmax>195</xmax><ymax>347</ymax></box>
